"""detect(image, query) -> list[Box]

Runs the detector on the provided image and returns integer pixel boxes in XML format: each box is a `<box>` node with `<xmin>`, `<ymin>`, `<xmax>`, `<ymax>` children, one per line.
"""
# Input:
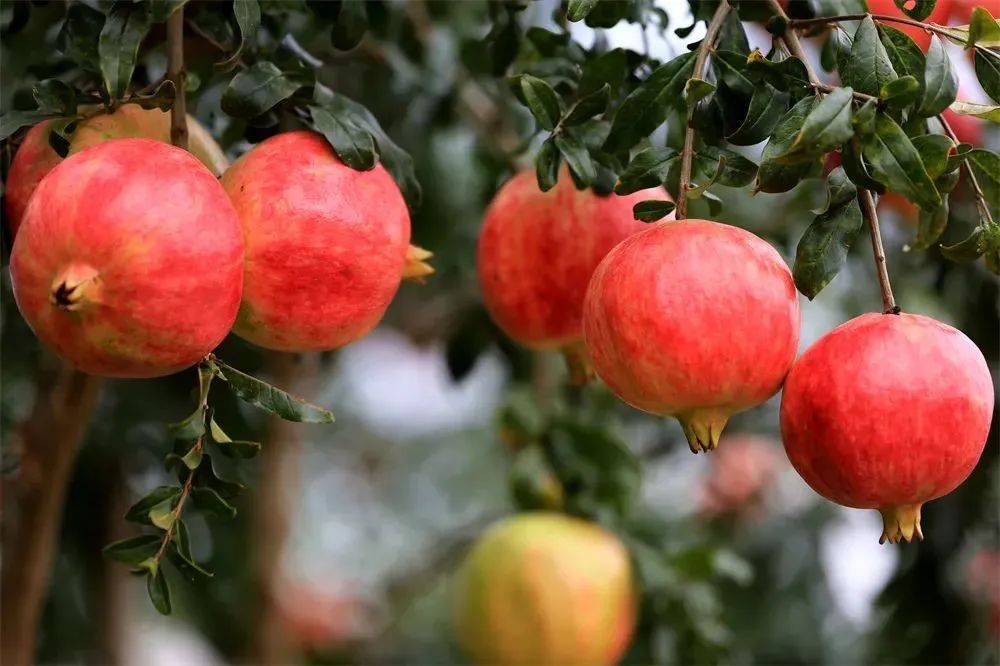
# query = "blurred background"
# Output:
<box><xmin>2</xmin><ymin>1</ymin><xmax>998</xmax><ymax>664</ymax></box>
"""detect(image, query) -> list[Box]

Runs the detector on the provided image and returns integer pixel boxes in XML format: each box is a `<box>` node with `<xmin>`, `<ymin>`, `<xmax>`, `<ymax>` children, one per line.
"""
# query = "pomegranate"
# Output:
<box><xmin>453</xmin><ymin>512</ymin><xmax>635</xmax><ymax>665</ymax></box>
<box><xmin>583</xmin><ymin>220</ymin><xmax>800</xmax><ymax>453</ymax></box>
<box><xmin>10</xmin><ymin>139</ymin><xmax>244</xmax><ymax>377</ymax></box>
<box><xmin>221</xmin><ymin>131</ymin><xmax>430</xmax><ymax>352</ymax></box>
<box><xmin>477</xmin><ymin>169</ymin><xmax>668</xmax><ymax>379</ymax></box>
<box><xmin>780</xmin><ymin>312</ymin><xmax>993</xmax><ymax>543</ymax></box>
<box><xmin>698</xmin><ymin>435</ymin><xmax>783</xmax><ymax>520</ymax></box>
<box><xmin>4</xmin><ymin>104</ymin><xmax>228</xmax><ymax>235</ymax></box>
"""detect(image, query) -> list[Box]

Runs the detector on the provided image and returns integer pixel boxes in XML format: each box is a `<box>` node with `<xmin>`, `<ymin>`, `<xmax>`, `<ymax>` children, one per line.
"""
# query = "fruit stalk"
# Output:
<box><xmin>677</xmin><ymin>0</ymin><xmax>731</xmax><ymax>220</ymax></box>
<box><xmin>166</xmin><ymin>6</ymin><xmax>188</xmax><ymax>150</ymax></box>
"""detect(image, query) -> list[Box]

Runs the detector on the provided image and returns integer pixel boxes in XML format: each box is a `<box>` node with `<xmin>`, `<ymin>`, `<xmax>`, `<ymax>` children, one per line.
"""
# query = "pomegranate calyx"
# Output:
<box><xmin>678</xmin><ymin>408</ymin><xmax>731</xmax><ymax>454</ymax></box>
<box><xmin>402</xmin><ymin>244</ymin><xmax>435</xmax><ymax>282</ymax></box>
<box><xmin>49</xmin><ymin>264</ymin><xmax>100</xmax><ymax>311</ymax></box>
<box><xmin>878</xmin><ymin>503</ymin><xmax>924</xmax><ymax>544</ymax></box>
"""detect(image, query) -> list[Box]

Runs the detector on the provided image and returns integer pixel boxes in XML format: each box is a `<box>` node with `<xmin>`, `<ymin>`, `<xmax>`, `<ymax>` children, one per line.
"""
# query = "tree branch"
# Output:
<box><xmin>791</xmin><ymin>13</ymin><xmax>959</xmax><ymax>41</ymax></box>
<box><xmin>166</xmin><ymin>7</ymin><xmax>188</xmax><ymax>150</ymax></box>
<box><xmin>937</xmin><ymin>113</ymin><xmax>995</xmax><ymax>226</ymax></box>
<box><xmin>677</xmin><ymin>0</ymin><xmax>731</xmax><ymax>220</ymax></box>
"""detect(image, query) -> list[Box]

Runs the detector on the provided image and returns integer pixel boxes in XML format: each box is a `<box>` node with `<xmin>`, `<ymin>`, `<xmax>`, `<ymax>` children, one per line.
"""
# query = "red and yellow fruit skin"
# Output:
<box><xmin>10</xmin><ymin>138</ymin><xmax>244</xmax><ymax>378</ymax></box>
<box><xmin>453</xmin><ymin>513</ymin><xmax>635</xmax><ymax>666</ymax></box>
<box><xmin>478</xmin><ymin>170</ymin><xmax>667</xmax><ymax>350</ymax></box>
<box><xmin>4</xmin><ymin>105</ymin><xmax>228</xmax><ymax>235</ymax></box>
<box><xmin>780</xmin><ymin>312</ymin><xmax>994</xmax><ymax>543</ymax></box>
<box><xmin>583</xmin><ymin>219</ymin><xmax>800</xmax><ymax>453</ymax></box>
<box><xmin>221</xmin><ymin>131</ymin><xmax>410</xmax><ymax>352</ymax></box>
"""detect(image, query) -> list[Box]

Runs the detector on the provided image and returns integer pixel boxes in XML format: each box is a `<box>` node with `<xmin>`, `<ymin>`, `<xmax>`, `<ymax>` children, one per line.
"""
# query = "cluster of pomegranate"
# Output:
<box><xmin>7</xmin><ymin>105</ymin><xmax>432</xmax><ymax>377</ymax></box>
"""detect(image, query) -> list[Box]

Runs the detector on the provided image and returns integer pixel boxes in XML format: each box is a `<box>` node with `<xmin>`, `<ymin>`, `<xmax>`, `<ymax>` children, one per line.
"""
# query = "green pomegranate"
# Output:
<box><xmin>453</xmin><ymin>513</ymin><xmax>635</xmax><ymax>665</ymax></box>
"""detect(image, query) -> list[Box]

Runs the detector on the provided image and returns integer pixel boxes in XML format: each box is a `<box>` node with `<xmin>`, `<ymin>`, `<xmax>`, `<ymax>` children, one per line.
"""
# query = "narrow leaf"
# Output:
<box><xmin>103</xmin><ymin>535</ymin><xmax>161</xmax><ymax>565</ymax></box>
<box><xmin>757</xmin><ymin>96</ymin><xmax>824</xmax><ymax>193</ymax></box>
<box><xmin>147</xmin><ymin>568</ymin><xmax>172</xmax><ymax>615</ymax></box>
<box><xmin>615</xmin><ymin>147</ymin><xmax>679</xmax><ymax>195</ymax></box>
<box><xmin>191</xmin><ymin>487</ymin><xmax>237</xmax><ymax>519</ymax></box>
<box><xmin>562</xmin><ymin>84</ymin><xmax>610</xmax><ymax>126</ymax></box>
<box><xmin>793</xmin><ymin>168</ymin><xmax>863</xmax><ymax>299</ymax></box>
<box><xmin>218</xmin><ymin>0</ymin><xmax>260</xmax><ymax>70</ymax></box>
<box><xmin>973</xmin><ymin>50</ymin><xmax>1000</xmax><ymax>103</ymax></box>
<box><xmin>917</xmin><ymin>36</ymin><xmax>958</xmax><ymax>116</ymax></box>
<box><xmin>220</xmin><ymin>61</ymin><xmax>302</xmax><ymax>118</ymax></box>
<box><xmin>554</xmin><ymin>134</ymin><xmax>596</xmax><ymax>189</ymax></box>
<box><xmin>633</xmin><ymin>200</ymin><xmax>675</xmax><ymax>222</ymax></box>
<box><xmin>520</xmin><ymin>75</ymin><xmax>561</xmax><ymax>131</ymax></box>
<box><xmin>727</xmin><ymin>84</ymin><xmax>789</xmax><ymax>146</ymax></box>
<box><xmin>308</xmin><ymin>105</ymin><xmax>377</xmax><ymax>170</ymax></box>
<box><xmin>861</xmin><ymin>113</ymin><xmax>941</xmax><ymax>210</ymax></box>
<box><xmin>214</xmin><ymin>360</ymin><xmax>335</xmax><ymax>423</ymax></box>
<box><xmin>536</xmin><ymin>138</ymin><xmax>561</xmax><ymax>192</ymax></box>
<box><xmin>949</xmin><ymin>100</ymin><xmax>1000</xmax><ymax>122</ymax></box>
<box><xmin>847</xmin><ymin>16</ymin><xmax>898</xmax><ymax>97</ymax></box>
<box><xmin>99</xmin><ymin>2</ymin><xmax>153</xmax><ymax>100</ymax></box>
<box><xmin>567</xmin><ymin>0</ymin><xmax>599</xmax><ymax>22</ymax></box>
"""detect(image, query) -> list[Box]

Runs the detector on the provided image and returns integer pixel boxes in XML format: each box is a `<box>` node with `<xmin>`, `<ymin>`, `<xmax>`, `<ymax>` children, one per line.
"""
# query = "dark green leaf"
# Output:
<box><xmin>917</xmin><ymin>36</ymin><xmax>957</xmax><ymax>116</ymax></box>
<box><xmin>0</xmin><ymin>111</ymin><xmax>59</xmax><ymax>142</ymax></box>
<box><xmin>847</xmin><ymin>16</ymin><xmax>898</xmax><ymax>97</ymax></box>
<box><xmin>209</xmin><ymin>419</ymin><xmax>261</xmax><ymax>459</ymax></box>
<box><xmin>968</xmin><ymin>7</ymin><xmax>1000</xmax><ymax>48</ymax></box>
<box><xmin>684</xmin><ymin>78</ymin><xmax>716</xmax><ymax>107</ymax></box>
<box><xmin>99</xmin><ymin>2</ymin><xmax>153</xmax><ymax>100</ymax></box>
<box><xmin>103</xmin><ymin>535</ymin><xmax>161</xmax><ymax>565</ymax></box>
<box><xmin>880</xmin><ymin>75</ymin><xmax>921</xmax><ymax>108</ymax></box>
<box><xmin>793</xmin><ymin>167</ymin><xmax>863</xmax><ymax>299</ymax></box>
<box><xmin>727</xmin><ymin>84</ymin><xmax>789</xmax><ymax>146</ymax></box>
<box><xmin>757</xmin><ymin>96</ymin><xmax>824</xmax><ymax>193</ymax></box>
<box><xmin>907</xmin><ymin>200</ymin><xmax>949</xmax><ymax>251</ymax></box>
<box><xmin>697</xmin><ymin>145</ymin><xmax>758</xmax><ymax>188</ymax></box>
<box><xmin>562</xmin><ymin>84</ymin><xmax>610</xmax><ymax>126</ymax></box>
<box><xmin>567</xmin><ymin>0</ymin><xmax>599</xmax><ymax>22</ymax></box>
<box><xmin>712</xmin><ymin>49</ymin><xmax>755</xmax><ymax>96</ymax></box>
<box><xmin>852</xmin><ymin>98</ymin><xmax>878</xmax><ymax>136</ymax></box>
<box><xmin>214</xmin><ymin>359</ymin><xmax>335</xmax><ymax>423</ymax></box>
<box><xmin>579</xmin><ymin>48</ymin><xmax>628</xmax><ymax>96</ymax></box>
<box><xmin>615</xmin><ymin>147</ymin><xmax>679</xmax><ymax>195</ymax></box>
<box><xmin>861</xmin><ymin>113</ymin><xmax>940</xmax><ymax>210</ymax></box>
<box><xmin>633</xmin><ymin>199</ymin><xmax>675</xmax><ymax>222</ymax></box>
<box><xmin>840</xmin><ymin>139</ymin><xmax>884</xmax><ymax>195</ymax></box>
<box><xmin>167</xmin><ymin>363</ymin><xmax>215</xmax><ymax>440</ymax></box>
<box><xmin>966</xmin><ymin>149</ymin><xmax>1000</xmax><ymax>220</ymax></box>
<box><xmin>147</xmin><ymin>567</ymin><xmax>172</xmax><ymax>615</ymax></box>
<box><xmin>554</xmin><ymin>134</ymin><xmax>596</xmax><ymax>188</ymax></box>
<box><xmin>892</xmin><ymin>0</ymin><xmax>937</xmax><ymax>20</ymax></box>
<box><xmin>125</xmin><ymin>486</ymin><xmax>181</xmax><ymax>525</ymax></box>
<box><xmin>218</xmin><ymin>0</ymin><xmax>260</xmax><ymax>69</ymax></box>
<box><xmin>331</xmin><ymin>0</ymin><xmax>368</xmax><ymax>51</ymax></box>
<box><xmin>778</xmin><ymin>86</ymin><xmax>854</xmax><ymax>162</ymax></box>
<box><xmin>536</xmin><ymin>138</ymin><xmax>561</xmax><ymax>192</ymax></box>
<box><xmin>910</xmin><ymin>134</ymin><xmax>954</xmax><ymax>179</ymax></box>
<box><xmin>603</xmin><ymin>52</ymin><xmax>695</xmax><ymax>154</ymax></box>
<box><xmin>147</xmin><ymin>0</ymin><xmax>189</xmax><ymax>22</ymax></box>
<box><xmin>687</xmin><ymin>156</ymin><xmax>728</xmax><ymax>199</ymax></box>
<box><xmin>717</xmin><ymin>10</ymin><xmax>750</xmax><ymax>55</ymax></box>
<box><xmin>745</xmin><ymin>49</ymin><xmax>812</xmax><ymax>93</ymax></box>
<box><xmin>191</xmin><ymin>487</ymin><xmax>237</xmax><ymax>519</ymax></box>
<box><xmin>308</xmin><ymin>104</ymin><xmax>377</xmax><ymax>170</ymax></box>
<box><xmin>974</xmin><ymin>50</ymin><xmax>1000</xmax><ymax>103</ymax></box>
<box><xmin>221</xmin><ymin>61</ymin><xmax>302</xmax><ymax>118</ymax></box>
<box><xmin>584</xmin><ymin>0</ymin><xmax>632</xmax><ymax>28</ymax></box>
<box><xmin>878</xmin><ymin>24</ymin><xmax>925</xmax><ymax>94</ymax></box>
<box><xmin>834</xmin><ymin>27</ymin><xmax>854</xmax><ymax>86</ymax></box>
<box><xmin>32</xmin><ymin>80</ymin><xmax>76</xmax><ymax>116</ymax></box>
<box><xmin>57</xmin><ymin>3</ymin><xmax>104</xmax><ymax>71</ymax></box>
<box><xmin>519</xmin><ymin>74</ymin><xmax>561</xmax><ymax>131</ymax></box>
<box><xmin>167</xmin><ymin>520</ymin><xmax>213</xmax><ymax>580</ymax></box>
<box><xmin>941</xmin><ymin>227</ymin><xmax>985</xmax><ymax>261</ymax></box>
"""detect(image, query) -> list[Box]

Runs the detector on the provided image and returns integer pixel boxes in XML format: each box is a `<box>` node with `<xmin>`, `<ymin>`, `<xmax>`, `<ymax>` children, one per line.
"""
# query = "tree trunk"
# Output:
<box><xmin>1</xmin><ymin>363</ymin><xmax>103</xmax><ymax>666</ymax></box>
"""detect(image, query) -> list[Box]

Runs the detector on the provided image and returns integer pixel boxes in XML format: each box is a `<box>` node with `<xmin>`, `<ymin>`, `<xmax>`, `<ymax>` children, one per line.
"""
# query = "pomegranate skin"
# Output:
<box><xmin>477</xmin><ymin>169</ymin><xmax>667</xmax><ymax>350</ymax></box>
<box><xmin>4</xmin><ymin>121</ymin><xmax>63</xmax><ymax>234</ymax></box>
<box><xmin>221</xmin><ymin>131</ymin><xmax>411</xmax><ymax>352</ymax></box>
<box><xmin>780</xmin><ymin>312</ymin><xmax>994</xmax><ymax>543</ymax></box>
<box><xmin>10</xmin><ymin>139</ymin><xmax>244</xmax><ymax>378</ymax></box>
<box><xmin>583</xmin><ymin>219</ymin><xmax>800</xmax><ymax>453</ymax></box>
<box><xmin>453</xmin><ymin>513</ymin><xmax>635</xmax><ymax>665</ymax></box>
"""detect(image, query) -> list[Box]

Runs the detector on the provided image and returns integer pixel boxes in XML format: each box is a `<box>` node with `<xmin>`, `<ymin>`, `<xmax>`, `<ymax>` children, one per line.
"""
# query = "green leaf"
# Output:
<box><xmin>562</xmin><ymin>84</ymin><xmax>610</xmax><ymax>126</ymax></box>
<box><xmin>615</xmin><ymin>147</ymin><xmax>679</xmax><ymax>195</ymax></box>
<box><xmin>99</xmin><ymin>2</ymin><xmax>153</xmax><ymax>100</ymax></box>
<box><xmin>214</xmin><ymin>359</ymin><xmax>335</xmax><ymax>423</ymax></box>
<box><xmin>911</xmin><ymin>134</ymin><xmax>954</xmax><ymax>179</ymax></box>
<box><xmin>554</xmin><ymin>134</ymin><xmax>596</xmax><ymax>189</ymax></box>
<box><xmin>220</xmin><ymin>61</ymin><xmax>302</xmax><ymax>118</ymax></box>
<box><xmin>633</xmin><ymin>200</ymin><xmax>676</xmax><ymax>222</ymax></box>
<box><xmin>147</xmin><ymin>567</ymin><xmax>172</xmax><ymax>615</ymax></box>
<box><xmin>687</xmin><ymin>156</ymin><xmax>728</xmax><ymax>200</ymax></box>
<box><xmin>579</xmin><ymin>48</ymin><xmax>628</xmax><ymax>96</ymax></box>
<box><xmin>167</xmin><ymin>363</ymin><xmax>215</xmax><ymax>440</ymax></box>
<box><xmin>103</xmin><ymin>535</ymin><xmax>161</xmax><ymax>565</ymax></box>
<box><xmin>57</xmin><ymin>3</ymin><xmax>104</xmax><ymax>71</ymax></box>
<box><xmin>878</xmin><ymin>24</ymin><xmax>926</xmax><ymax>96</ymax></box>
<box><xmin>209</xmin><ymin>419</ymin><xmax>261</xmax><ymax>459</ymax></box>
<box><xmin>779</xmin><ymin>86</ymin><xmax>855</xmax><ymax>162</ymax></box>
<box><xmin>717</xmin><ymin>10</ymin><xmax>750</xmax><ymax>55</ymax></box>
<box><xmin>727</xmin><ymin>84</ymin><xmax>789</xmax><ymax>146</ymax></box>
<box><xmin>841</xmin><ymin>137</ymin><xmax>885</xmax><ymax>193</ymax></box>
<box><xmin>834</xmin><ymin>27</ymin><xmax>854</xmax><ymax>86</ymax></box>
<box><xmin>148</xmin><ymin>497</ymin><xmax>178</xmax><ymax>531</ymax></box>
<box><xmin>917</xmin><ymin>36</ymin><xmax>958</xmax><ymax>116</ymax></box>
<box><xmin>307</xmin><ymin>104</ymin><xmax>377</xmax><ymax>170</ymax></box>
<box><xmin>974</xmin><ymin>50</ymin><xmax>1000</xmax><ymax>103</ymax></box>
<box><xmin>0</xmin><ymin>111</ymin><xmax>59</xmax><ymax>142</ymax></box>
<box><xmin>331</xmin><ymin>0</ymin><xmax>368</xmax><ymax>51</ymax></box>
<box><xmin>968</xmin><ymin>7</ymin><xmax>1000</xmax><ymax>48</ymax></box>
<box><xmin>907</xmin><ymin>200</ymin><xmax>949</xmax><ymax>251</ymax></box>
<box><xmin>147</xmin><ymin>1</ymin><xmax>189</xmax><ymax>22</ymax></box>
<box><xmin>745</xmin><ymin>49</ymin><xmax>812</xmax><ymax>94</ymax></box>
<box><xmin>847</xmin><ymin>16</ymin><xmax>898</xmax><ymax>97</ymax></box>
<box><xmin>218</xmin><ymin>0</ymin><xmax>260</xmax><ymax>70</ymax></box>
<box><xmin>603</xmin><ymin>52</ymin><xmax>695</xmax><ymax>154</ymax></box>
<box><xmin>793</xmin><ymin>167</ymin><xmax>864</xmax><ymax>299</ymax></box>
<box><xmin>519</xmin><ymin>75</ymin><xmax>561</xmax><ymax>131</ymax></box>
<box><xmin>191</xmin><ymin>487</ymin><xmax>237</xmax><ymax>519</ymax></box>
<box><xmin>125</xmin><ymin>486</ymin><xmax>181</xmax><ymax>525</ymax></box>
<box><xmin>684</xmin><ymin>78</ymin><xmax>716</xmax><ymax>107</ymax></box>
<box><xmin>180</xmin><ymin>441</ymin><xmax>203</xmax><ymax>471</ymax></box>
<box><xmin>941</xmin><ymin>227</ymin><xmax>985</xmax><ymax>261</ymax></box>
<box><xmin>892</xmin><ymin>0</ymin><xmax>937</xmax><ymax>20</ymax></box>
<box><xmin>757</xmin><ymin>96</ymin><xmax>824</xmax><ymax>193</ymax></box>
<box><xmin>167</xmin><ymin>520</ymin><xmax>213</xmax><ymax>580</ymax></box>
<box><xmin>966</xmin><ymin>149</ymin><xmax>1000</xmax><ymax>220</ymax></box>
<box><xmin>567</xmin><ymin>0</ymin><xmax>599</xmax><ymax>22</ymax></box>
<box><xmin>712</xmin><ymin>49</ymin><xmax>755</xmax><ymax>96</ymax></box>
<box><xmin>949</xmin><ymin>100</ymin><xmax>1000</xmax><ymax>121</ymax></box>
<box><xmin>697</xmin><ymin>145</ymin><xmax>758</xmax><ymax>188</ymax></box>
<box><xmin>881</xmin><ymin>76</ymin><xmax>921</xmax><ymax>108</ymax></box>
<box><xmin>861</xmin><ymin>113</ymin><xmax>940</xmax><ymax>211</ymax></box>
<box><xmin>33</xmin><ymin>80</ymin><xmax>76</xmax><ymax>116</ymax></box>
<box><xmin>852</xmin><ymin>98</ymin><xmax>878</xmax><ymax>136</ymax></box>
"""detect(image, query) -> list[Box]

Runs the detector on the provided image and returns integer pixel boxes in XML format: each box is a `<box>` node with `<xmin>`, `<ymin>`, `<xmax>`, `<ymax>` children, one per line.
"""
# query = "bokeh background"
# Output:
<box><xmin>2</xmin><ymin>1</ymin><xmax>998</xmax><ymax>664</ymax></box>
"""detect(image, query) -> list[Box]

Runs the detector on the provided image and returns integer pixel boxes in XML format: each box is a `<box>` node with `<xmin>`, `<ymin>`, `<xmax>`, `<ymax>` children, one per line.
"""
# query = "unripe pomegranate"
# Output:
<box><xmin>698</xmin><ymin>435</ymin><xmax>782</xmax><ymax>520</ymax></box>
<box><xmin>4</xmin><ymin>105</ymin><xmax>228</xmax><ymax>234</ymax></box>
<box><xmin>221</xmin><ymin>131</ymin><xmax>430</xmax><ymax>352</ymax></box>
<box><xmin>780</xmin><ymin>313</ymin><xmax>993</xmax><ymax>543</ymax></box>
<box><xmin>10</xmin><ymin>139</ymin><xmax>244</xmax><ymax>377</ymax></box>
<box><xmin>477</xmin><ymin>169</ymin><xmax>668</xmax><ymax>378</ymax></box>
<box><xmin>583</xmin><ymin>220</ymin><xmax>800</xmax><ymax>453</ymax></box>
<box><xmin>453</xmin><ymin>513</ymin><xmax>635</xmax><ymax>665</ymax></box>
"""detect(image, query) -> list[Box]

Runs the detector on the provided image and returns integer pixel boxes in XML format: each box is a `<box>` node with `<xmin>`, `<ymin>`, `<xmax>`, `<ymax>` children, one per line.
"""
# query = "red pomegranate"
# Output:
<box><xmin>583</xmin><ymin>220</ymin><xmax>800</xmax><ymax>453</ymax></box>
<box><xmin>221</xmin><ymin>131</ymin><xmax>429</xmax><ymax>352</ymax></box>
<box><xmin>698</xmin><ymin>435</ymin><xmax>783</xmax><ymax>519</ymax></box>
<box><xmin>10</xmin><ymin>139</ymin><xmax>244</xmax><ymax>377</ymax></box>
<box><xmin>867</xmin><ymin>0</ymin><xmax>953</xmax><ymax>50</ymax></box>
<box><xmin>453</xmin><ymin>512</ymin><xmax>635</xmax><ymax>665</ymax></box>
<box><xmin>4</xmin><ymin>105</ymin><xmax>228</xmax><ymax>235</ymax></box>
<box><xmin>477</xmin><ymin>169</ymin><xmax>667</xmax><ymax>377</ymax></box>
<box><xmin>781</xmin><ymin>313</ymin><xmax>993</xmax><ymax>543</ymax></box>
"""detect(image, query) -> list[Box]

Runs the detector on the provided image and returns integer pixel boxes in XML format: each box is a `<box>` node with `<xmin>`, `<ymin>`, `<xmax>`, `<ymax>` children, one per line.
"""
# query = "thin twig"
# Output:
<box><xmin>677</xmin><ymin>0</ymin><xmax>732</xmax><ymax>220</ymax></box>
<box><xmin>151</xmin><ymin>438</ymin><xmax>201</xmax><ymax>565</ymax></box>
<box><xmin>938</xmin><ymin>113</ymin><xmax>995</xmax><ymax>226</ymax></box>
<box><xmin>166</xmin><ymin>7</ymin><xmax>188</xmax><ymax>150</ymax></box>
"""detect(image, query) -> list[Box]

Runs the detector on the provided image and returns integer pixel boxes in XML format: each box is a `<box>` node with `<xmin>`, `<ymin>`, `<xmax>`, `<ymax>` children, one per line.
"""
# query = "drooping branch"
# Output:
<box><xmin>938</xmin><ymin>113</ymin><xmax>995</xmax><ymax>226</ymax></box>
<box><xmin>166</xmin><ymin>7</ymin><xmax>188</xmax><ymax>150</ymax></box>
<box><xmin>791</xmin><ymin>13</ymin><xmax>969</xmax><ymax>43</ymax></box>
<box><xmin>677</xmin><ymin>0</ymin><xmax>732</xmax><ymax>220</ymax></box>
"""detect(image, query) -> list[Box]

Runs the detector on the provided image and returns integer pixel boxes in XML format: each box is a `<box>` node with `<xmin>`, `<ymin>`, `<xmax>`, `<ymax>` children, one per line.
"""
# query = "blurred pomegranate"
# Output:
<box><xmin>276</xmin><ymin>582</ymin><xmax>375</xmax><ymax>653</ymax></box>
<box><xmin>698</xmin><ymin>435</ymin><xmax>783</xmax><ymax>520</ymax></box>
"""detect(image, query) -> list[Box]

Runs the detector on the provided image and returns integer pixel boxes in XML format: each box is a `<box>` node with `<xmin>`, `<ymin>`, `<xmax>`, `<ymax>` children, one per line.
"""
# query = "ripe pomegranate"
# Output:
<box><xmin>221</xmin><ymin>131</ymin><xmax>429</xmax><ymax>352</ymax></box>
<box><xmin>698</xmin><ymin>435</ymin><xmax>783</xmax><ymax>520</ymax></box>
<box><xmin>4</xmin><ymin>105</ymin><xmax>228</xmax><ymax>235</ymax></box>
<box><xmin>583</xmin><ymin>220</ymin><xmax>800</xmax><ymax>453</ymax></box>
<box><xmin>477</xmin><ymin>169</ymin><xmax>668</xmax><ymax>380</ymax></box>
<box><xmin>780</xmin><ymin>313</ymin><xmax>993</xmax><ymax>543</ymax></box>
<box><xmin>453</xmin><ymin>512</ymin><xmax>635</xmax><ymax>665</ymax></box>
<box><xmin>867</xmin><ymin>0</ymin><xmax>953</xmax><ymax>50</ymax></box>
<box><xmin>10</xmin><ymin>139</ymin><xmax>244</xmax><ymax>377</ymax></box>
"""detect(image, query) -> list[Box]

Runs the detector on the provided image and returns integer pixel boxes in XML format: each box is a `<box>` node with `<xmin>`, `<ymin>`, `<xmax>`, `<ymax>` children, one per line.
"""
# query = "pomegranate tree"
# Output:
<box><xmin>781</xmin><ymin>313</ymin><xmax>993</xmax><ymax>543</ymax></box>
<box><xmin>477</xmin><ymin>169</ymin><xmax>667</xmax><ymax>378</ymax></box>
<box><xmin>10</xmin><ymin>138</ymin><xmax>244</xmax><ymax>377</ymax></box>
<box><xmin>583</xmin><ymin>219</ymin><xmax>800</xmax><ymax>453</ymax></box>
<box><xmin>453</xmin><ymin>512</ymin><xmax>635</xmax><ymax>665</ymax></box>
<box><xmin>221</xmin><ymin>131</ymin><xmax>430</xmax><ymax>352</ymax></box>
